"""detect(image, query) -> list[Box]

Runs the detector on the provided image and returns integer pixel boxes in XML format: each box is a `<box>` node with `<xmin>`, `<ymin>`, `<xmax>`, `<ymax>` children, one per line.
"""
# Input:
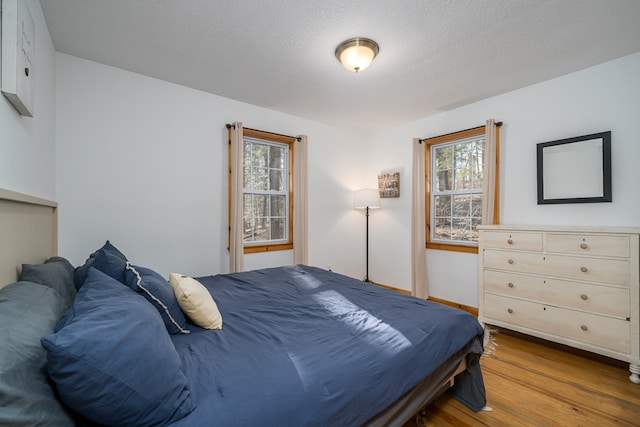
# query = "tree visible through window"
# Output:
<box><xmin>425</xmin><ymin>125</ymin><xmax>497</xmax><ymax>253</ymax></box>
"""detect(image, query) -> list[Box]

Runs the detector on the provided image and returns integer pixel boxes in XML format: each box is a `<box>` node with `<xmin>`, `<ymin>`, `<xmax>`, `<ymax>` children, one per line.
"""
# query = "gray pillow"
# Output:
<box><xmin>20</xmin><ymin>257</ymin><xmax>76</xmax><ymax>309</ymax></box>
<box><xmin>0</xmin><ymin>281</ymin><xmax>74</xmax><ymax>426</ymax></box>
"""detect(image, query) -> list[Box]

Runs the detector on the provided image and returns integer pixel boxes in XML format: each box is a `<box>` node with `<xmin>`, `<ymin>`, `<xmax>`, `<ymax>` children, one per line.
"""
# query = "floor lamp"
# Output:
<box><xmin>353</xmin><ymin>188</ymin><xmax>381</xmax><ymax>282</ymax></box>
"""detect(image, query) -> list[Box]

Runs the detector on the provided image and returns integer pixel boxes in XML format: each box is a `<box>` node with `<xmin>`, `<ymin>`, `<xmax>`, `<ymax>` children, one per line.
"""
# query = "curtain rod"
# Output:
<box><xmin>226</xmin><ymin>123</ymin><xmax>300</xmax><ymax>141</ymax></box>
<box><xmin>418</xmin><ymin>121</ymin><xmax>503</xmax><ymax>144</ymax></box>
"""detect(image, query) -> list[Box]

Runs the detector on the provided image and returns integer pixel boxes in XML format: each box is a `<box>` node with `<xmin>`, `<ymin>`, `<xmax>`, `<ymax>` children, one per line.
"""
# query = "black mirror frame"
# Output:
<box><xmin>536</xmin><ymin>131</ymin><xmax>612</xmax><ymax>205</ymax></box>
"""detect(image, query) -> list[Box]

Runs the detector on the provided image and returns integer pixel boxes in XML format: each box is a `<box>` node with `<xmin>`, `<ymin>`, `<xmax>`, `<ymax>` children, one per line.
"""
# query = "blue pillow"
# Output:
<box><xmin>42</xmin><ymin>268</ymin><xmax>194</xmax><ymax>426</ymax></box>
<box><xmin>0</xmin><ymin>282</ymin><xmax>74</xmax><ymax>426</ymax></box>
<box><xmin>20</xmin><ymin>257</ymin><xmax>76</xmax><ymax>309</ymax></box>
<box><xmin>124</xmin><ymin>263</ymin><xmax>190</xmax><ymax>335</ymax></box>
<box><xmin>73</xmin><ymin>241</ymin><xmax>127</xmax><ymax>289</ymax></box>
<box><xmin>91</xmin><ymin>246</ymin><xmax>128</xmax><ymax>283</ymax></box>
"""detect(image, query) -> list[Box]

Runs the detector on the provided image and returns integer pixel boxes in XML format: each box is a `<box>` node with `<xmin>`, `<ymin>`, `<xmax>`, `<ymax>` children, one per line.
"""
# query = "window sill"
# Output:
<box><xmin>426</xmin><ymin>242</ymin><xmax>478</xmax><ymax>254</ymax></box>
<box><xmin>244</xmin><ymin>243</ymin><xmax>293</xmax><ymax>254</ymax></box>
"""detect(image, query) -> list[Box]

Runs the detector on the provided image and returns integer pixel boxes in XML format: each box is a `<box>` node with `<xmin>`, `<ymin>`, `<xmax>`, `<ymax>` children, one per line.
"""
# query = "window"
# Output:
<box><xmin>424</xmin><ymin>125</ymin><xmax>499</xmax><ymax>253</ymax></box>
<box><xmin>229</xmin><ymin>128</ymin><xmax>295</xmax><ymax>253</ymax></box>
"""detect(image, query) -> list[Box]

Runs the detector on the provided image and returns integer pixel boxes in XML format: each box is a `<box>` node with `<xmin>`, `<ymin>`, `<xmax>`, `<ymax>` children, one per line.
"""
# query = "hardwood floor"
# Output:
<box><xmin>403</xmin><ymin>329</ymin><xmax>640</xmax><ymax>427</ymax></box>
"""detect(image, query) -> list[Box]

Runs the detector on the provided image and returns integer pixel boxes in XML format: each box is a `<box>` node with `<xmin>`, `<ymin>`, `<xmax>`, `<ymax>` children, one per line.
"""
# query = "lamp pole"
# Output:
<box><xmin>353</xmin><ymin>188</ymin><xmax>380</xmax><ymax>283</ymax></box>
<box><xmin>364</xmin><ymin>206</ymin><xmax>371</xmax><ymax>282</ymax></box>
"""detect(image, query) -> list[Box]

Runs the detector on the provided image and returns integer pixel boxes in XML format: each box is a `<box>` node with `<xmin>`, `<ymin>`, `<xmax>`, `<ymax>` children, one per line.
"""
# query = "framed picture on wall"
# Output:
<box><xmin>536</xmin><ymin>131</ymin><xmax>612</xmax><ymax>204</ymax></box>
<box><xmin>378</xmin><ymin>172</ymin><xmax>400</xmax><ymax>198</ymax></box>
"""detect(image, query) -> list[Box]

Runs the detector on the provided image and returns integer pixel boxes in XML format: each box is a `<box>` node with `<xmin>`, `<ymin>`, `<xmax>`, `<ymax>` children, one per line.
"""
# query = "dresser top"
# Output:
<box><xmin>478</xmin><ymin>224</ymin><xmax>640</xmax><ymax>234</ymax></box>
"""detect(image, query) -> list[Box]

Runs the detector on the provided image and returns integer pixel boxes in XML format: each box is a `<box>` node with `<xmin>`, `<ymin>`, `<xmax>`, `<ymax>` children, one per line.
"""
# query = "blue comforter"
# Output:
<box><xmin>170</xmin><ymin>265</ymin><xmax>484</xmax><ymax>426</ymax></box>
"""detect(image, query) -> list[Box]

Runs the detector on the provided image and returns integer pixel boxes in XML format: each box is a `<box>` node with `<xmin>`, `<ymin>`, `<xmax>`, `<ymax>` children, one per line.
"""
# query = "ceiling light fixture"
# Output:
<box><xmin>335</xmin><ymin>37</ymin><xmax>379</xmax><ymax>73</ymax></box>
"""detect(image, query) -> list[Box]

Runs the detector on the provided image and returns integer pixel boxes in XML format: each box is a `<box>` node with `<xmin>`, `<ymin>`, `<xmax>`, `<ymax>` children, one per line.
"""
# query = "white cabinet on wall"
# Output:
<box><xmin>1</xmin><ymin>0</ymin><xmax>35</xmax><ymax>116</ymax></box>
<box><xmin>478</xmin><ymin>225</ymin><xmax>640</xmax><ymax>384</ymax></box>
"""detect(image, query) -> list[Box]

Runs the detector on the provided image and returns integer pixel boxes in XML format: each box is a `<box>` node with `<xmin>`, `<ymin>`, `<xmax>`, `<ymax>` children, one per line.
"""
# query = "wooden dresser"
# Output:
<box><xmin>478</xmin><ymin>225</ymin><xmax>640</xmax><ymax>383</ymax></box>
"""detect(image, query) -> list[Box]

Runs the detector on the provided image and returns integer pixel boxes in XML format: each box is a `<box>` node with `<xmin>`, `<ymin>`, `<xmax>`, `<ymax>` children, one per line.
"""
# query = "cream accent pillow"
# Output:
<box><xmin>168</xmin><ymin>273</ymin><xmax>222</xmax><ymax>330</ymax></box>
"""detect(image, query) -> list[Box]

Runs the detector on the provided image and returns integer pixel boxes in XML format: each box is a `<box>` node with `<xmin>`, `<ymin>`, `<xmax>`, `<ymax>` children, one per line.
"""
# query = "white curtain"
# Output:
<box><xmin>293</xmin><ymin>135</ymin><xmax>308</xmax><ymax>264</ymax></box>
<box><xmin>481</xmin><ymin>119</ymin><xmax>498</xmax><ymax>225</ymax></box>
<box><xmin>411</xmin><ymin>138</ymin><xmax>428</xmax><ymax>298</ymax></box>
<box><xmin>229</xmin><ymin>122</ymin><xmax>244</xmax><ymax>272</ymax></box>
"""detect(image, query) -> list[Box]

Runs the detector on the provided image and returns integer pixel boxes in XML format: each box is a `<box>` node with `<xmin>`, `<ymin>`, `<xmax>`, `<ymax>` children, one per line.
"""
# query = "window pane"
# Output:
<box><xmin>435</xmin><ymin>145</ymin><xmax>453</xmax><ymax>191</ymax></box>
<box><xmin>252</xmin><ymin>168</ymin><xmax>268</xmax><ymax>191</ymax></box>
<box><xmin>252</xmin><ymin>194</ymin><xmax>268</xmax><ymax>218</ymax></box>
<box><xmin>435</xmin><ymin>145</ymin><xmax>453</xmax><ymax>170</ymax></box>
<box><xmin>269</xmin><ymin>146</ymin><xmax>285</xmax><ymax>169</ymax></box>
<box><xmin>243</xmin><ymin>194</ymin><xmax>252</xmax><ymax>218</ymax></box>
<box><xmin>437</xmin><ymin>170</ymin><xmax>452</xmax><ymax>191</ymax></box>
<box><xmin>471</xmin><ymin>194</ymin><xmax>482</xmax><ymax>219</ymax></box>
<box><xmin>243</xmin><ymin>167</ymin><xmax>251</xmax><ymax>189</ymax></box>
<box><xmin>270</xmin><ymin>195</ymin><xmax>286</xmax><ymax>216</ymax></box>
<box><xmin>452</xmin><ymin>218</ymin><xmax>472</xmax><ymax>241</ymax></box>
<box><xmin>434</xmin><ymin>218</ymin><xmax>452</xmax><ymax>240</ymax></box>
<box><xmin>471</xmin><ymin>217</ymin><xmax>481</xmax><ymax>241</ymax></box>
<box><xmin>243</xmin><ymin>217</ymin><xmax>254</xmax><ymax>242</ymax></box>
<box><xmin>243</xmin><ymin>140</ymin><xmax>252</xmax><ymax>162</ymax></box>
<box><xmin>452</xmin><ymin>194</ymin><xmax>471</xmax><ymax>217</ymax></box>
<box><xmin>270</xmin><ymin>218</ymin><xmax>286</xmax><ymax>240</ymax></box>
<box><xmin>434</xmin><ymin>195</ymin><xmax>451</xmax><ymax>217</ymax></box>
<box><xmin>269</xmin><ymin>169</ymin><xmax>284</xmax><ymax>191</ymax></box>
<box><xmin>251</xmin><ymin>143</ymin><xmax>268</xmax><ymax>169</ymax></box>
<box><xmin>454</xmin><ymin>144</ymin><xmax>472</xmax><ymax>190</ymax></box>
<box><xmin>472</xmin><ymin>139</ymin><xmax>484</xmax><ymax>189</ymax></box>
<box><xmin>252</xmin><ymin>216</ymin><xmax>269</xmax><ymax>241</ymax></box>
<box><xmin>243</xmin><ymin>143</ymin><xmax>252</xmax><ymax>188</ymax></box>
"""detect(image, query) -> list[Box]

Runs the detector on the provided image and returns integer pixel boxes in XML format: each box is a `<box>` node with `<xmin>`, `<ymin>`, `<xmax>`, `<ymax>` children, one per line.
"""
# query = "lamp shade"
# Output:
<box><xmin>354</xmin><ymin>188</ymin><xmax>381</xmax><ymax>209</ymax></box>
<box><xmin>335</xmin><ymin>38</ymin><xmax>379</xmax><ymax>73</ymax></box>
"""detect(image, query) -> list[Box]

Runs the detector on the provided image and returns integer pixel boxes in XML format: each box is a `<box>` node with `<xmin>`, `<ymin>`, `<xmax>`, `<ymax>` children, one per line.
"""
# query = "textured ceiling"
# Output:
<box><xmin>40</xmin><ymin>0</ymin><xmax>640</xmax><ymax>133</ymax></box>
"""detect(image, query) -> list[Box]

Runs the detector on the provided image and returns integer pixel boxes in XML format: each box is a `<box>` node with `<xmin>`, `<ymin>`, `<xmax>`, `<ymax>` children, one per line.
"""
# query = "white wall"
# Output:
<box><xmin>0</xmin><ymin>0</ymin><xmax>56</xmax><ymax>199</ymax></box>
<box><xmin>17</xmin><ymin>17</ymin><xmax>639</xmax><ymax>301</ymax></box>
<box><xmin>55</xmin><ymin>54</ymin><xmax>368</xmax><ymax>279</ymax></box>
<box><xmin>365</xmin><ymin>52</ymin><xmax>640</xmax><ymax>305</ymax></box>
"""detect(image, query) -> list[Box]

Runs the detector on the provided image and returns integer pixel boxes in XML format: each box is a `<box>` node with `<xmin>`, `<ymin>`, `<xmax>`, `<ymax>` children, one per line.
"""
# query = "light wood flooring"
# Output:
<box><xmin>403</xmin><ymin>329</ymin><xmax>640</xmax><ymax>426</ymax></box>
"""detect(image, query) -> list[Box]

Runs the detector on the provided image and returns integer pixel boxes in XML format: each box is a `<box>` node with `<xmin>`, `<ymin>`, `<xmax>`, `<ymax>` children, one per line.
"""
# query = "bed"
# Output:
<box><xmin>0</xmin><ymin>188</ymin><xmax>486</xmax><ymax>426</ymax></box>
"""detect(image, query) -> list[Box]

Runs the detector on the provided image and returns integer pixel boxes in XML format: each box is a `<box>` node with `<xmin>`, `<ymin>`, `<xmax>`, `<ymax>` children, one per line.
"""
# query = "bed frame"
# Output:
<box><xmin>365</xmin><ymin>344</ymin><xmax>470</xmax><ymax>426</ymax></box>
<box><xmin>0</xmin><ymin>187</ymin><xmax>57</xmax><ymax>289</ymax></box>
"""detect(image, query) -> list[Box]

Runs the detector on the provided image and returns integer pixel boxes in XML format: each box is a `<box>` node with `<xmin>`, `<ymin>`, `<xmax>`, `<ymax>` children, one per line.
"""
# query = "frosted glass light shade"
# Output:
<box><xmin>335</xmin><ymin>38</ymin><xmax>379</xmax><ymax>73</ymax></box>
<box><xmin>354</xmin><ymin>188</ymin><xmax>381</xmax><ymax>209</ymax></box>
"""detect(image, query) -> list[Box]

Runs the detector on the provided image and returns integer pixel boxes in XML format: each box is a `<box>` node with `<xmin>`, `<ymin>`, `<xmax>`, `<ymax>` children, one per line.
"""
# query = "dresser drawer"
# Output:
<box><xmin>480</xmin><ymin>231</ymin><xmax>543</xmax><ymax>251</ymax></box>
<box><xmin>483</xmin><ymin>270</ymin><xmax>629</xmax><ymax>318</ymax></box>
<box><xmin>483</xmin><ymin>249</ymin><xmax>630</xmax><ymax>285</ymax></box>
<box><xmin>547</xmin><ymin>233</ymin><xmax>630</xmax><ymax>258</ymax></box>
<box><xmin>483</xmin><ymin>294</ymin><xmax>630</xmax><ymax>353</ymax></box>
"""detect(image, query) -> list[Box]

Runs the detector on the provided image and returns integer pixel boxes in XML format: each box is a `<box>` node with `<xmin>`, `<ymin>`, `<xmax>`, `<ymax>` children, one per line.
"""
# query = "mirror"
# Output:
<box><xmin>536</xmin><ymin>131</ymin><xmax>611</xmax><ymax>204</ymax></box>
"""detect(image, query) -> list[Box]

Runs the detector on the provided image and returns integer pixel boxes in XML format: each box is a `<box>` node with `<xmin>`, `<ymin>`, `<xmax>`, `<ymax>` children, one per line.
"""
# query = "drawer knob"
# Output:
<box><xmin>580</xmin><ymin>325</ymin><xmax>588</xmax><ymax>332</ymax></box>
<box><xmin>507</xmin><ymin>239</ymin><xmax>513</xmax><ymax>244</ymax></box>
<box><xmin>507</xmin><ymin>308</ymin><xmax>514</xmax><ymax>314</ymax></box>
<box><xmin>580</xmin><ymin>294</ymin><xmax>588</xmax><ymax>301</ymax></box>
<box><xmin>580</xmin><ymin>243</ymin><xmax>588</xmax><ymax>249</ymax></box>
<box><xmin>580</xmin><ymin>266</ymin><xmax>588</xmax><ymax>273</ymax></box>
<box><xmin>508</xmin><ymin>282</ymin><xmax>514</xmax><ymax>288</ymax></box>
<box><xmin>508</xmin><ymin>259</ymin><xmax>514</xmax><ymax>265</ymax></box>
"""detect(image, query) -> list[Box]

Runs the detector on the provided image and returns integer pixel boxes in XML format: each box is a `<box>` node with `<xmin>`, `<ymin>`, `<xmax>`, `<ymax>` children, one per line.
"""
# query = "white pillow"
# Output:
<box><xmin>168</xmin><ymin>273</ymin><xmax>222</xmax><ymax>330</ymax></box>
